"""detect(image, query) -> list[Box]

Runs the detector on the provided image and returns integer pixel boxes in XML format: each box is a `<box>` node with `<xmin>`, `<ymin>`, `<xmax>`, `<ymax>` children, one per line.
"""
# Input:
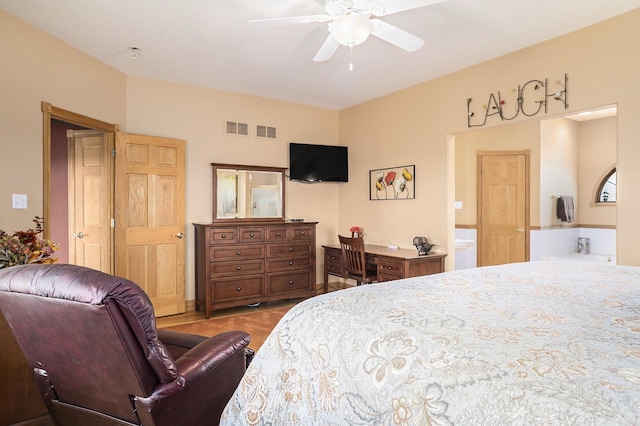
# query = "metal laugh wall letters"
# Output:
<box><xmin>467</xmin><ymin>74</ymin><xmax>568</xmax><ymax>127</ymax></box>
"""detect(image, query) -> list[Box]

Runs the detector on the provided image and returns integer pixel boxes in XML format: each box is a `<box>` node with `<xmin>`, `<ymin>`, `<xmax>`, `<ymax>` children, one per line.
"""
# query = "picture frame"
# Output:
<box><xmin>369</xmin><ymin>165</ymin><xmax>415</xmax><ymax>200</ymax></box>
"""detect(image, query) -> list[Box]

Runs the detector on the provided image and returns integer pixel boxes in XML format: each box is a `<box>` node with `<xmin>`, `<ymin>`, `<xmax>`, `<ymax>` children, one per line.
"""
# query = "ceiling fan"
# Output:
<box><xmin>250</xmin><ymin>0</ymin><xmax>447</xmax><ymax>67</ymax></box>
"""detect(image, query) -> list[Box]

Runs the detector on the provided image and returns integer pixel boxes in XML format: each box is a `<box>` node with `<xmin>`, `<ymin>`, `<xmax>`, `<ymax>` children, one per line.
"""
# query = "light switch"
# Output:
<box><xmin>12</xmin><ymin>194</ymin><xmax>27</xmax><ymax>209</ymax></box>
<box><xmin>454</xmin><ymin>201</ymin><xmax>463</xmax><ymax>210</ymax></box>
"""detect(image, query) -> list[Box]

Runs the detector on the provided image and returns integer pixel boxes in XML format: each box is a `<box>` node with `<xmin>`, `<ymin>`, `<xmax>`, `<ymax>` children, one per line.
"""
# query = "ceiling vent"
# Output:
<box><xmin>225</xmin><ymin>120</ymin><xmax>249</xmax><ymax>136</ymax></box>
<box><xmin>256</xmin><ymin>125</ymin><xmax>277</xmax><ymax>139</ymax></box>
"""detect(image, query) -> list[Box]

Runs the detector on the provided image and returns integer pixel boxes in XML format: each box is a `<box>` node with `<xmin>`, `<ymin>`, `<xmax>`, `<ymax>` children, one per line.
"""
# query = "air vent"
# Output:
<box><xmin>256</xmin><ymin>125</ymin><xmax>277</xmax><ymax>139</ymax></box>
<box><xmin>225</xmin><ymin>121</ymin><xmax>249</xmax><ymax>136</ymax></box>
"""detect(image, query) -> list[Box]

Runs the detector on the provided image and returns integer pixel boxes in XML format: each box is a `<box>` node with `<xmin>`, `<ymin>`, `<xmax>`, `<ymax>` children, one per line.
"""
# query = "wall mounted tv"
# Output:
<box><xmin>289</xmin><ymin>142</ymin><xmax>349</xmax><ymax>183</ymax></box>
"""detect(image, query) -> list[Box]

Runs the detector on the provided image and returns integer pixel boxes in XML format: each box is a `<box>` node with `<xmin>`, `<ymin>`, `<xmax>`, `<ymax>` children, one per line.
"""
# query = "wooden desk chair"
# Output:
<box><xmin>339</xmin><ymin>235</ymin><xmax>377</xmax><ymax>285</ymax></box>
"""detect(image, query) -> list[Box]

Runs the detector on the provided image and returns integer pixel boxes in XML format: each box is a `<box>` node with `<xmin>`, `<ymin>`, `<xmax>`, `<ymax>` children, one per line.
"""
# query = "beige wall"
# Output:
<box><xmin>340</xmin><ymin>9</ymin><xmax>640</xmax><ymax>267</ymax></box>
<box><xmin>579</xmin><ymin>117</ymin><xmax>617</xmax><ymax>226</ymax></box>
<box><xmin>0</xmin><ymin>10</ymin><xmax>126</xmax><ymax>233</ymax></box>
<box><xmin>540</xmin><ymin>118</ymin><xmax>579</xmax><ymax>228</ymax></box>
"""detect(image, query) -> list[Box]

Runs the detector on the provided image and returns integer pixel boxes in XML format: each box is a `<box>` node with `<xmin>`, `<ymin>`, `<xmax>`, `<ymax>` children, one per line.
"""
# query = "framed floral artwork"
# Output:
<box><xmin>369</xmin><ymin>165</ymin><xmax>415</xmax><ymax>200</ymax></box>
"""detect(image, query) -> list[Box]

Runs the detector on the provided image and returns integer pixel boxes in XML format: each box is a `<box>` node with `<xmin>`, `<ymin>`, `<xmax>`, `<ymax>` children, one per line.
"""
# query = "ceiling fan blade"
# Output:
<box><xmin>250</xmin><ymin>14</ymin><xmax>331</xmax><ymax>26</ymax></box>
<box><xmin>376</xmin><ymin>0</ymin><xmax>447</xmax><ymax>17</ymax></box>
<box><xmin>371</xmin><ymin>19</ymin><xmax>425</xmax><ymax>52</ymax></box>
<box><xmin>313</xmin><ymin>35</ymin><xmax>341</xmax><ymax>62</ymax></box>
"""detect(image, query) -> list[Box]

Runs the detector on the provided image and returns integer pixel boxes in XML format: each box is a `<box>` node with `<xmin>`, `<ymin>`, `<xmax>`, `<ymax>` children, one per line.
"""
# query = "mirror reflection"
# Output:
<box><xmin>213</xmin><ymin>164</ymin><xmax>285</xmax><ymax>222</ymax></box>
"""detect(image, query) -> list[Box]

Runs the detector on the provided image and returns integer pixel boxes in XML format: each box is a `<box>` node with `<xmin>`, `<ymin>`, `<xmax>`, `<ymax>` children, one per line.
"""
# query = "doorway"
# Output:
<box><xmin>43</xmin><ymin>102</ymin><xmax>117</xmax><ymax>272</ymax></box>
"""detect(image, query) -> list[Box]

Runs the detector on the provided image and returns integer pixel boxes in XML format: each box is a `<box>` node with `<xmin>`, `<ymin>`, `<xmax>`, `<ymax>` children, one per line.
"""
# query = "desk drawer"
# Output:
<box><xmin>210</xmin><ymin>245</ymin><xmax>264</xmax><ymax>262</ymax></box>
<box><xmin>324</xmin><ymin>252</ymin><xmax>343</xmax><ymax>274</ymax></box>
<box><xmin>268</xmin><ymin>271</ymin><xmax>312</xmax><ymax>295</ymax></box>
<box><xmin>378</xmin><ymin>257</ymin><xmax>404</xmax><ymax>280</ymax></box>
<box><xmin>211</xmin><ymin>260</ymin><xmax>264</xmax><ymax>277</ymax></box>
<box><xmin>211</xmin><ymin>275</ymin><xmax>264</xmax><ymax>302</ymax></box>
<box><xmin>324</xmin><ymin>249</ymin><xmax>341</xmax><ymax>264</ymax></box>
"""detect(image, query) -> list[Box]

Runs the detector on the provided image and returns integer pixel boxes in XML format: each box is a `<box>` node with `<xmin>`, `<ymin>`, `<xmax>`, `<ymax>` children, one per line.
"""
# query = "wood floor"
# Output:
<box><xmin>156</xmin><ymin>282</ymin><xmax>351</xmax><ymax>338</ymax></box>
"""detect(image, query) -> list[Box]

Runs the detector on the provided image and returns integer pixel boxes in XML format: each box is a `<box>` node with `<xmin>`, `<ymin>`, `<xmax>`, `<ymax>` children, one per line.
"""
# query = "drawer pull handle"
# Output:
<box><xmin>289</xmin><ymin>281</ymin><xmax>294</xmax><ymax>285</ymax></box>
<box><xmin>236</xmin><ymin>287</ymin><xmax>241</xmax><ymax>291</ymax></box>
<box><xmin>387</xmin><ymin>266</ymin><xmax>392</xmax><ymax>270</ymax></box>
<box><xmin>289</xmin><ymin>247</ymin><xmax>293</xmax><ymax>252</ymax></box>
<box><xmin>221</xmin><ymin>234</ymin><xmax>227</xmax><ymax>239</ymax></box>
<box><xmin>300</xmin><ymin>231</ymin><xmax>305</xmax><ymax>235</ymax></box>
<box><xmin>236</xmin><ymin>266</ymin><xmax>241</xmax><ymax>270</ymax></box>
<box><xmin>250</xmin><ymin>233</ymin><xmax>255</xmax><ymax>237</ymax></box>
<box><xmin>236</xmin><ymin>251</ymin><xmax>241</xmax><ymax>255</ymax></box>
<box><xmin>276</xmin><ymin>232</ymin><xmax>281</xmax><ymax>236</ymax></box>
<box><xmin>289</xmin><ymin>262</ymin><xmax>294</xmax><ymax>265</ymax></box>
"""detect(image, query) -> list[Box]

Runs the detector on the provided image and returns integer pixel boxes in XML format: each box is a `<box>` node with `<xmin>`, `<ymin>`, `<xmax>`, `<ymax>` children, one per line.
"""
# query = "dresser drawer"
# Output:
<box><xmin>212</xmin><ymin>275</ymin><xmax>264</xmax><ymax>302</ymax></box>
<box><xmin>208</xmin><ymin>228</ymin><xmax>238</xmax><ymax>244</ymax></box>
<box><xmin>266</xmin><ymin>226</ymin><xmax>290</xmax><ymax>241</ymax></box>
<box><xmin>267</xmin><ymin>256</ymin><xmax>313</xmax><ymax>271</ymax></box>
<box><xmin>209</xmin><ymin>244</ymin><xmax>264</xmax><ymax>262</ymax></box>
<box><xmin>267</xmin><ymin>242</ymin><xmax>313</xmax><ymax>258</ymax></box>
<box><xmin>211</xmin><ymin>260</ymin><xmax>265</xmax><ymax>277</ymax></box>
<box><xmin>378</xmin><ymin>257</ymin><xmax>404</xmax><ymax>279</ymax></box>
<box><xmin>239</xmin><ymin>227</ymin><xmax>265</xmax><ymax>243</ymax></box>
<box><xmin>267</xmin><ymin>271</ymin><xmax>312</xmax><ymax>295</ymax></box>
<box><xmin>290</xmin><ymin>226</ymin><xmax>314</xmax><ymax>241</ymax></box>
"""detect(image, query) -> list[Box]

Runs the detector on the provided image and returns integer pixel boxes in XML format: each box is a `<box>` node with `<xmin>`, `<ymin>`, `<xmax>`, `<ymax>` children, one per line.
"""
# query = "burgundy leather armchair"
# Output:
<box><xmin>0</xmin><ymin>264</ymin><xmax>251</xmax><ymax>426</ymax></box>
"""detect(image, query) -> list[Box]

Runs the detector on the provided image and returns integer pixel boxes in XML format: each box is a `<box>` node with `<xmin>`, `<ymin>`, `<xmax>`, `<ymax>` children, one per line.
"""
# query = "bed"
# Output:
<box><xmin>221</xmin><ymin>261</ymin><xmax>640</xmax><ymax>425</ymax></box>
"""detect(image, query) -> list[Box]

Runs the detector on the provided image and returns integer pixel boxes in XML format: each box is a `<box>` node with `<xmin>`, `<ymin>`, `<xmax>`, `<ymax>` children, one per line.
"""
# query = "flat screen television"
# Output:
<box><xmin>289</xmin><ymin>142</ymin><xmax>349</xmax><ymax>182</ymax></box>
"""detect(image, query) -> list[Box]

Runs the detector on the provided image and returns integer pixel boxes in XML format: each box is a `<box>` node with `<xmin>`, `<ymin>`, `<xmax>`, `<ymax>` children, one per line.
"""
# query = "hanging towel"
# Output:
<box><xmin>556</xmin><ymin>195</ymin><xmax>575</xmax><ymax>222</ymax></box>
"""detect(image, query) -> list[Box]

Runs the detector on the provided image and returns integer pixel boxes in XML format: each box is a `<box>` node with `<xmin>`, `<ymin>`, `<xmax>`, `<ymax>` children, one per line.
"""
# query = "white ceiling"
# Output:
<box><xmin>2</xmin><ymin>1</ymin><xmax>639</xmax><ymax>110</ymax></box>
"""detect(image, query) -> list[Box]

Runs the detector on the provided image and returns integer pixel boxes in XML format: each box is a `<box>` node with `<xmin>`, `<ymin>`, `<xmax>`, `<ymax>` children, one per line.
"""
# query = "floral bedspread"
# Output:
<box><xmin>221</xmin><ymin>261</ymin><xmax>640</xmax><ymax>425</ymax></box>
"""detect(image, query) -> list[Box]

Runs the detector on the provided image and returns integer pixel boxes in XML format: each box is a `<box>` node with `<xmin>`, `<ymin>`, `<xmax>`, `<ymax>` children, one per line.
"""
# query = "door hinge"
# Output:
<box><xmin>111</xmin><ymin>218</ymin><xmax>116</xmax><ymax>228</ymax></box>
<box><xmin>111</xmin><ymin>149</ymin><xmax>116</xmax><ymax>158</ymax></box>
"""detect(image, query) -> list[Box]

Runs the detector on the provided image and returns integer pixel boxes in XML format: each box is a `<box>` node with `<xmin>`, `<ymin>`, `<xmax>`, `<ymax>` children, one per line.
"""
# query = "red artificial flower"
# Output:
<box><xmin>385</xmin><ymin>171</ymin><xmax>396</xmax><ymax>186</ymax></box>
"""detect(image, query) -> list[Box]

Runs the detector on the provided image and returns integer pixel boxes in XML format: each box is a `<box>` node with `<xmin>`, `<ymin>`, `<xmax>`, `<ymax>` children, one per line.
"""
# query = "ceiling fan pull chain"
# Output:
<box><xmin>349</xmin><ymin>45</ymin><xmax>354</xmax><ymax>71</ymax></box>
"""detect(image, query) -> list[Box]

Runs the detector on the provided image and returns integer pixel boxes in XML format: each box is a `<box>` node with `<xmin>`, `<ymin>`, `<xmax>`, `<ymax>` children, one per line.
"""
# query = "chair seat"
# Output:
<box><xmin>346</xmin><ymin>268</ymin><xmax>377</xmax><ymax>285</ymax></box>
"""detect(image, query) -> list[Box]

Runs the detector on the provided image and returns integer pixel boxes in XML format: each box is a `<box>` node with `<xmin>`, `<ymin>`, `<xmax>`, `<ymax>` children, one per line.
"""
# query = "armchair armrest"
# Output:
<box><xmin>157</xmin><ymin>329</ymin><xmax>209</xmax><ymax>359</ymax></box>
<box><xmin>134</xmin><ymin>331</ymin><xmax>250</xmax><ymax>426</ymax></box>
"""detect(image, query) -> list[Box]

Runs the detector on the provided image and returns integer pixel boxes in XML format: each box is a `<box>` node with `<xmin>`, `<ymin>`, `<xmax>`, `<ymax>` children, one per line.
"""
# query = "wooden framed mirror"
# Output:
<box><xmin>212</xmin><ymin>163</ymin><xmax>286</xmax><ymax>223</ymax></box>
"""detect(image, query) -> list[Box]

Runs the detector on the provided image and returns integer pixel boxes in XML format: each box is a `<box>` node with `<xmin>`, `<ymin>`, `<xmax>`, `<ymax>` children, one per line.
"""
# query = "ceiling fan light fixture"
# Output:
<box><xmin>329</xmin><ymin>12</ymin><xmax>372</xmax><ymax>47</ymax></box>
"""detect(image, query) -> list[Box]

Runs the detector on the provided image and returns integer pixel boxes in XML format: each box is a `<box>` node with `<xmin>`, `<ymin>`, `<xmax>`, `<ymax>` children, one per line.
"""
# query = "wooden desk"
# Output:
<box><xmin>322</xmin><ymin>244</ymin><xmax>447</xmax><ymax>293</ymax></box>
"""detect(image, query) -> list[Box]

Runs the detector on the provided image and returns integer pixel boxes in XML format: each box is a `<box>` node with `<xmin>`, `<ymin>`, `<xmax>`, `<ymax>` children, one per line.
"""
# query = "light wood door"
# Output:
<box><xmin>68</xmin><ymin>130</ymin><xmax>113</xmax><ymax>273</ymax></box>
<box><xmin>477</xmin><ymin>151</ymin><xmax>529</xmax><ymax>266</ymax></box>
<box><xmin>115</xmin><ymin>133</ymin><xmax>186</xmax><ymax>316</ymax></box>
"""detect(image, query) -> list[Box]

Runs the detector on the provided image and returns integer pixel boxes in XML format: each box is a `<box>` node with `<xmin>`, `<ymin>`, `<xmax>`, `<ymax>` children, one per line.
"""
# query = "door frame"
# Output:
<box><xmin>41</xmin><ymin>102</ymin><xmax>119</xmax><ymax>265</ymax></box>
<box><xmin>476</xmin><ymin>150</ymin><xmax>530</xmax><ymax>266</ymax></box>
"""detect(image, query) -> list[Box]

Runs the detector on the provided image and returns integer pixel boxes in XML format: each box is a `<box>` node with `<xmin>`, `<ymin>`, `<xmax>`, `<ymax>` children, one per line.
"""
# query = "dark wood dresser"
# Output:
<box><xmin>194</xmin><ymin>221</ymin><xmax>317</xmax><ymax>318</ymax></box>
